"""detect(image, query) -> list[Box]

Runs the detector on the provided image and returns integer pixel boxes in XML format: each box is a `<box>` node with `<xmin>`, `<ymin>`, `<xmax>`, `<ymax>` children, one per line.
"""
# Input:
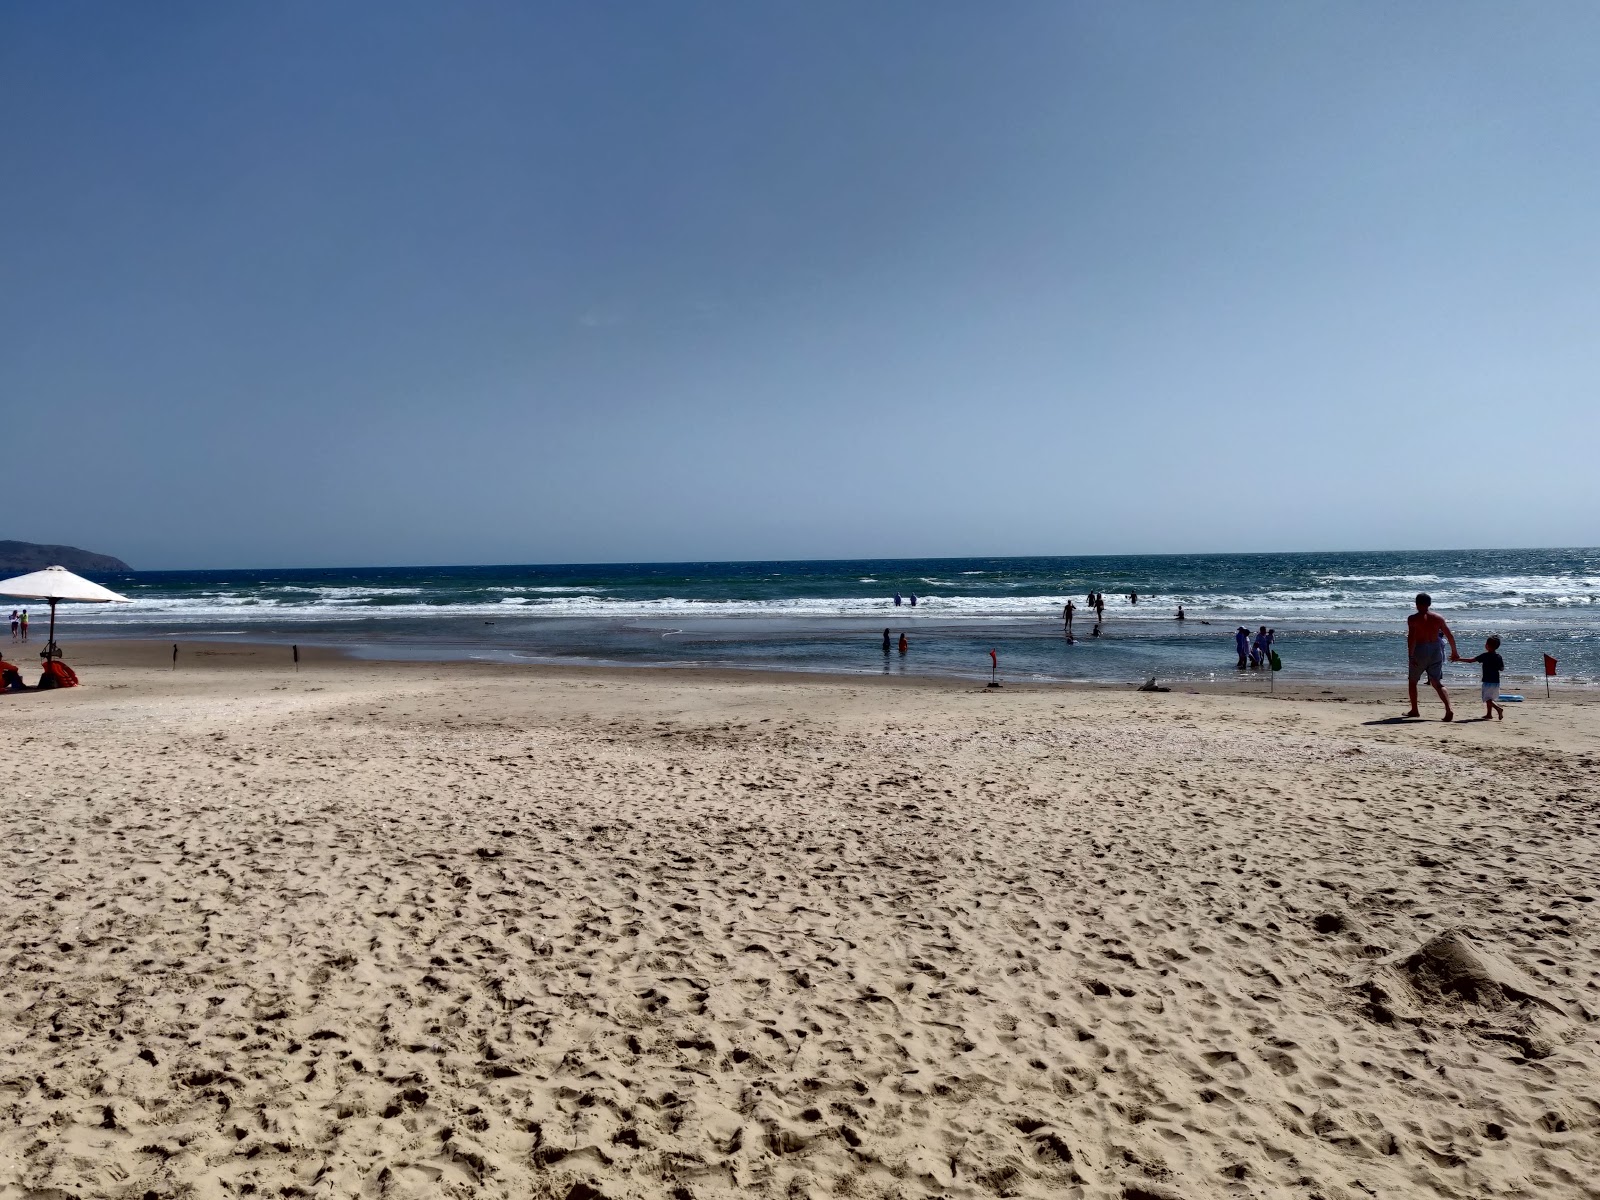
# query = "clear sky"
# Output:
<box><xmin>3</xmin><ymin>2</ymin><xmax>1596</xmax><ymax>569</ymax></box>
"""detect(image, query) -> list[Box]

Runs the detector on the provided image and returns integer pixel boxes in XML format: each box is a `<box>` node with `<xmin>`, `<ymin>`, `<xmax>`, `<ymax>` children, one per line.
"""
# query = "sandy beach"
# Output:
<box><xmin>2</xmin><ymin>642</ymin><xmax>1597</xmax><ymax>1200</ymax></box>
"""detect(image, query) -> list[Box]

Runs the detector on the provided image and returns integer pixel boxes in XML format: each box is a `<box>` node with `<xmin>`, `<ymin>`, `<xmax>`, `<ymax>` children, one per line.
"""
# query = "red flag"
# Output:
<box><xmin>1544</xmin><ymin>654</ymin><xmax>1558</xmax><ymax>676</ymax></box>
<box><xmin>989</xmin><ymin>649</ymin><xmax>997</xmax><ymax>666</ymax></box>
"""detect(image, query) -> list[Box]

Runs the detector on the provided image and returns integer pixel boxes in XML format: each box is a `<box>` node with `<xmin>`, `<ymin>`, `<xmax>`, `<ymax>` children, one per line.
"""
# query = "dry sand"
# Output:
<box><xmin>2</xmin><ymin>642</ymin><xmax>1598</xmax><ymax>1200</ymax></box>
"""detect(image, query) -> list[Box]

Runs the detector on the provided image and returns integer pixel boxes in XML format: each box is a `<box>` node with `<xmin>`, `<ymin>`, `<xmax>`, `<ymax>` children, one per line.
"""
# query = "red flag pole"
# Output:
<box><xmin>1544</xmin><ymin>654</ymin><xmax>1557</xmax><ymax>699</ymax></box>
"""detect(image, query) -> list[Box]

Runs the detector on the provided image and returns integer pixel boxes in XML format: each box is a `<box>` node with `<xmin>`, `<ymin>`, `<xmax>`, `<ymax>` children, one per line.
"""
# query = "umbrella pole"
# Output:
<box><xmin>47</xmin><ymin>598</ymin><xmax>58</xmax><ymax>660</ymax></box>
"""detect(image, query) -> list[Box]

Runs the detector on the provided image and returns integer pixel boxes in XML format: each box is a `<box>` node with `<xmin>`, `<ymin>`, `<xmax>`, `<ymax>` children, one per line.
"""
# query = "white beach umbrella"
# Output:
<box><xmin>0</xmin><ymin>564</ymin><xmax>131</xmax><ymax>658</ymax></box>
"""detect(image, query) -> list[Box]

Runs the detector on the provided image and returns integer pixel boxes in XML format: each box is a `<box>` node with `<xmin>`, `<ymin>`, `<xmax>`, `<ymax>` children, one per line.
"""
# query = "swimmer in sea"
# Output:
<box><xmin>883</xmin><ymin>628</ymin><xmax>891</xmax><ymax>655</ymax></box>
<box><xmin>898</xmin><ymin>633</ymin><xmax>909</xmax><ymax>655</ymax></box>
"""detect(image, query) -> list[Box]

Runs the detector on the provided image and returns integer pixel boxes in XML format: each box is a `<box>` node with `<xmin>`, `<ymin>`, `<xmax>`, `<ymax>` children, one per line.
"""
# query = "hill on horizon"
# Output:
<box><xmin>0</xmin><ymin>540</ymin><xmax>132</xmax><ymax>575</ymax></box>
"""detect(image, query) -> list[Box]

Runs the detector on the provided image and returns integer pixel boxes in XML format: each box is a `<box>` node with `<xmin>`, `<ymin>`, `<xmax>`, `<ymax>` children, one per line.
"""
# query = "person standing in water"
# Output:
<box><xmin>1094</xmin><ymin>594</ymin><xmax>1105</xmax><ymax>622</ymax></box>
<box><xmin>1235</xmin><ymin>626</ymin><xmax>1250</xmax><ymax>669</ymax></box>
<box><xmin>18</xmin><ymin>609</ymin><xmax>27</xmax><ymax>643</ymax></box>
<box><xmin>894</xmin><ymin>592</ymin><xmax>902</xmax><ymax>607</ymax></box>
<box><xmin>1406</xmin><ymin>592</ymin><xmax>1459</xmax><ymax>720</ymax></box>
<box><xmin>1175</xmin><ymin>605</ymin><xmax>1185</xmax><ymax>621</ymax></box>
<box><xmin>1251</xmin><ymin>626</ymin><xmax>1270</xmax><ymax>667</ymax></box>
<box><xmin>898</xmin><ymin>632</ymin><xmax>909</xmax><ymax>655</ymax></box>
<box><xmin>909</xmin><ymin>592</ymin><xmax>917</xmax><ymax>607</ymax></box>
<box><xmin>1063</xmin><ymin>600</ymin><xmax>1076</xmax><ymax>634</ymax></box>
<box><xmin>882</xmin><ymin>628</ymin><xmax>892</xmax><ymax>655</ymax></box>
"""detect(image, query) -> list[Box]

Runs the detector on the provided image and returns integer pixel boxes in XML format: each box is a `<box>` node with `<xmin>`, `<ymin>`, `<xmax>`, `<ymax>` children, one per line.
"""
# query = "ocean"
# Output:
<box><xmin>35</xmin><ymin>548</ymin><xmax>1600</xmax><ymax>686</ymax></box>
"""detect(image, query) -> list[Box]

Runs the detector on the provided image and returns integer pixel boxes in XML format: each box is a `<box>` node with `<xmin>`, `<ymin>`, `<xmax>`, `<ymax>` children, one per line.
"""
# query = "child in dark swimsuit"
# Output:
<box><xmin>1463</xmin><ymin>636</ymin><xmax>1506</xmax><ymax>721</ymax></box>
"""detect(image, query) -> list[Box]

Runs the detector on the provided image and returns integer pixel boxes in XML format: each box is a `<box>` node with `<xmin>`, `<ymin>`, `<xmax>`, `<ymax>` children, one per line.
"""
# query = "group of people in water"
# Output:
<box><xmin>1234</xmin><ymin>625</ymin><xmax>1277</xmax><ymax>669</ymax></box>
<box><xmin>1060</xmin><ymin>592</ymin><xmax>1109</xmax><ymax>641</ymax></box>
<box><xmin>882</xmin><ymin>587</ymin><xmax>1511</xmax><ymax>724</ymax></box>
<box><xmin>1059</xmin><ymin>590</ymin><xmax>1181</xmax><ymax>642</ymax></box>
<box><xmin>884</xmin><ymin>587</ymin><xmax>1186</xmax><ymax>657</ymax></box>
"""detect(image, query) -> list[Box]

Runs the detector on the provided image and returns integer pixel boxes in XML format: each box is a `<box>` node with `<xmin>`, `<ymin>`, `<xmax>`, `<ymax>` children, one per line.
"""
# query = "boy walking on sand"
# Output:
<box><xmin>1405</xmin><ymin>592</ymin><xmax>1459</xmax><ymax>720</ymax></box>
<box><xmin>1463</xmin><ymin>636</ymin><xmax>1507</xmax><ymax>721</ymax></box>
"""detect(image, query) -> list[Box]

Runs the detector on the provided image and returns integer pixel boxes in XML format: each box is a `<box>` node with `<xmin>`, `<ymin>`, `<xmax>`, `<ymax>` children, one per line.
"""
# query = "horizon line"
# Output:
<box><xmin>100</xmin><ymin>544</ymin><xmax>1600</xmax><ymax>575</ymax></box>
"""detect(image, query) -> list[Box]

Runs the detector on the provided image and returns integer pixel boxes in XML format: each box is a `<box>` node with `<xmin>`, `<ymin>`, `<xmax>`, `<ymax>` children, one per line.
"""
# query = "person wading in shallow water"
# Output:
<box><xmin>1406</xmin><ymin>592</ymin><xmax>1459</xmax><ymax>721</ymax></box>
<box><xmin>898</xmin><ymin>632</ymin><xmax>909</xmax><ymax>655</ymax></box>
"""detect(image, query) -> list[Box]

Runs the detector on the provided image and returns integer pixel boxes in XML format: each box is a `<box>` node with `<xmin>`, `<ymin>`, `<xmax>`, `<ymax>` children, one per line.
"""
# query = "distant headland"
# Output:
<box><xmin>0</xmin><ymin>540</ymin><xmax>131</xmax><ymax>574</ymax></box>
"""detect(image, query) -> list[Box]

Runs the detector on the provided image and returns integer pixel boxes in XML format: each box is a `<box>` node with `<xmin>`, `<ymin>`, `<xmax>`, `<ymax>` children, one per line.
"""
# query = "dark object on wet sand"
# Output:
<box><xmin>1138</xmin><ymin>676</ymin><xmax>1170</xmax><ymax>692</ymax></box>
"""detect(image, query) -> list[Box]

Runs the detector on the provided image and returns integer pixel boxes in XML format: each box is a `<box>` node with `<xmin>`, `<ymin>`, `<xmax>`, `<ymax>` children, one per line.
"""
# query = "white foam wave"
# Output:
<box><xmin>1317</xmin><ymin>574</ymin><xmax>1444</xmax><ymax>583</ymax></box>
<box><xmin>274</xmin><ymin>585</ymin><xmax>426</xmax><ymax>598</ymax></box>
<box><xmin>488</xmin><ymin>586</ymin><xmax>603</xmax><ymax>594</ymax></box>
<box><xmin>68</xmin><ymin>569</ymin><xmax>1600</xmax><ymax>630</ymax></box>
<box><xmin>56</xmin><ymin>594</ymin><xmax>1580</xmax><ymax>630</ymax></box>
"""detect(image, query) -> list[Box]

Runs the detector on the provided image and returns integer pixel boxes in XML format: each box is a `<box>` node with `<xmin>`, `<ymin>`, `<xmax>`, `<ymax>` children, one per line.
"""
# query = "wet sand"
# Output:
<box><xmin>2</xmin><ymin>642</ymin><xmax>1597</xmax><ymax>1199</ymax></box>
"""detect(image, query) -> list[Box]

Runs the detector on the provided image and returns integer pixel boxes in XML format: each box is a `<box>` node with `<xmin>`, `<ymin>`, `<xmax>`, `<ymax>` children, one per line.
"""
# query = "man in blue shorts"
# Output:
<box><xmin>1406</xmin><ymin>592</ymin><xmax>1459</xmax><ymax>720</ymax></box>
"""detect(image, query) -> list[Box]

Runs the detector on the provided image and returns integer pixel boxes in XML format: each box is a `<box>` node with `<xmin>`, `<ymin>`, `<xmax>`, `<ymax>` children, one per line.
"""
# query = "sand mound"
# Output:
<box><xmin>1349</xmin><ymin>930</ymin><xmax>1589</xmax><ymax>1065</ymax></box>
<box><xmin>1398</xmin><ymin>931</ymin><xmax>1564</xmax><ymax>1014</ymax></box>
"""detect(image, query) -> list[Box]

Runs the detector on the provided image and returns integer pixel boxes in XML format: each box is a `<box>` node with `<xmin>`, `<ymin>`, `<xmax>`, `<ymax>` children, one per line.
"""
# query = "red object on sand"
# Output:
<box><xmin>39</xmin><ymin>660</ymin><xmax>79</xmax><ymax>689</ymax></box>
<box><xmin>1544</xmin><ymin>654</ymin><xmax>1558</xmax><ymax>676</ymax></box>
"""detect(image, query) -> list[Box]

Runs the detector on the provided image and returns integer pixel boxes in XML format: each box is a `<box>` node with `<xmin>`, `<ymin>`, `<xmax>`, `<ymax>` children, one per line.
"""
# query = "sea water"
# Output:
<box><xmin>52</xmin><ymin>549</ymin><xmax>1600</xmax><ymax>685</ymax></box>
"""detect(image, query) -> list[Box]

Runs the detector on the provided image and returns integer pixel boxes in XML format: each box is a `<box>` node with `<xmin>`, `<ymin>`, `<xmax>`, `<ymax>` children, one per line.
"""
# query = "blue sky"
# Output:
<box><xmin>3</xmin><ymin>2</ymin><xmax>1596</xmax><ymax>569</ymax></box>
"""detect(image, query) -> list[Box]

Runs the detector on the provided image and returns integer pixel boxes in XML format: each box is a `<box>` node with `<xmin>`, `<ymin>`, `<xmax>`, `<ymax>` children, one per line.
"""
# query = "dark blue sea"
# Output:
<box><xmin>46</xmin><ymin>549</ymin><xmax>1600</xmax><ymax>686</ymax></box>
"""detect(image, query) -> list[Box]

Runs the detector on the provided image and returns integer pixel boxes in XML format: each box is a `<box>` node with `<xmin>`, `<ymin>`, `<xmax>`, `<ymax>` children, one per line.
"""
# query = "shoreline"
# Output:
<box><xmin>18</xmin><ymin>635</ymin><xmax>1593</xmax><ymax>701</ymax></box>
